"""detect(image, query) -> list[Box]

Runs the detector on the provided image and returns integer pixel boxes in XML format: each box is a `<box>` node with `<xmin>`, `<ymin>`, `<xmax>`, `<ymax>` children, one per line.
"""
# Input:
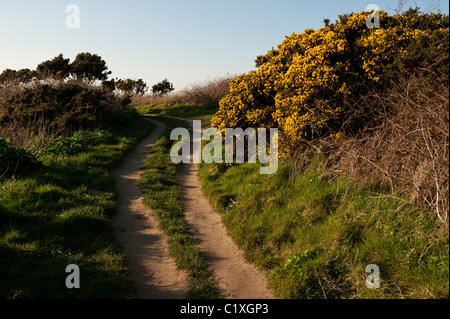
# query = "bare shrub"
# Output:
<box><xmin>131</xmin><ymin>91</ymin><xmax>179</xmax><ymax>105</ymax></box>
<box><xmin>131</xmin><ymin>75</ymin><xmax>235</xmax><ymax>106</ymax></box>
<box><xmin>178</xmin><ymin>75</ymin><xmax>235</xmax><ymax>105</ymax></box>
<box><xmin>330</xmin><ymin>75</ymin><xmax>449</xmax><ymax>223</ymax></box>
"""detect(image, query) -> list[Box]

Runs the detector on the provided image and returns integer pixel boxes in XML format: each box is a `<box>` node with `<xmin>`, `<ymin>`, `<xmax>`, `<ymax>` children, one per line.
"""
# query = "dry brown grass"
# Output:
<box><xmin>289</xmin><ymin>73</ymin><xmax>449</xmax><ymax>223</ymax></box>
<box><xmin>329</xmin><ymin>75</ymin><xmax>448</xmax><ymax>223</ymax></box>
<box><xmin>131</xmin><ymin>75</ymin><xmax>235</xmax><ymax>106</ymax></box>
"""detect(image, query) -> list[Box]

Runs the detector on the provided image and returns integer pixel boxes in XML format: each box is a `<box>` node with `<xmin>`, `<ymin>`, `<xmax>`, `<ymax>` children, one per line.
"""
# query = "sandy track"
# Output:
<box><xmin>177</xmin><ymin>161</ymin><xmax>273</xmax><ymax>299</ymax></box>
<box><xmin>112</xmin><ymin>119</ymin><xmax>189</xmax><ymax>299</ymax></box>
<box><xmin>112</xmin><ymin>116</ymin><xmax>273</xmax><ymax>299</ymax></box>
<box><xmin>177</xmin><ymin>119</ymin><xmax>274</xmax><ymax>299</ymax></box>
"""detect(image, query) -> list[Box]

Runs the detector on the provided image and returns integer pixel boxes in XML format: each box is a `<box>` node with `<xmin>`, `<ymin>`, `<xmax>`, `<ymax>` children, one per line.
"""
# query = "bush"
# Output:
<box><xmin>0</xmin><ymin>83</ymin><xmax>124</xmax><ymax>136</ymax></box>
<box><xmin>211</xmin><ymin>10</ymin><xmax>449</xmax><ymax>154</ymax></box>
<box><xmin>151</xmin><ymin>79</ymin><xmax>174</xmax><ymax>96</ymax></box>
<box><xmin>71</xmin><ymin>52</ymin><xmax>112</xmax><ymax>83</ymax></box>
<box><xmin>0</xmin><ymin>137</ymin><xmax>40</xmax><ymax>179</ymax></box>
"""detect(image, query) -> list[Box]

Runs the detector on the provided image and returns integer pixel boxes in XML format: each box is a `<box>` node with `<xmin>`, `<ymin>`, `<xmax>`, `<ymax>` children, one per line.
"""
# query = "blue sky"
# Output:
<box><xmin>0</xmin><ymin>0</ymin><xmax>448</xmax><ymax>91</ymax></box>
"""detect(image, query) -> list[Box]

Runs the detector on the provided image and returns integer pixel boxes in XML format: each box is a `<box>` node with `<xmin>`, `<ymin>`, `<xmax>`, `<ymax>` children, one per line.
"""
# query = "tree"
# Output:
<box><xmin>152</xmin><ymin>79</ymin><xmax>174</xmax><ymax>96</ymax></box>
<box><xmin>116</xmin><ymin>78</ymin><xmax>148</xmax><ymax>96</ymax></box>
<box><xmin>0</xmin><ymin>68</ymin><xmax>35</xmax><ymax>84</ymax></box>
<box><xmin>0</xmin><ymin>69</ymin><xmax>19</xmax><ymax>83</ymax></box>
<box><xmin>71</xmin><ymin>53</ymin><xmax>111</xmax><ymax>83</ymax></box>
<box><xmin>101</xmin><ymin>79</ymin><xmax>116</xmax><ymax>92</ymax></box>
<box><xmin>36</xmin><ymin>54</ymin><xmax>71</xmax><ymax>80</ymax></box>
<box><xmin>116</xmin><ymin>78</ymin><xmax>135</xmax><ymax>95</ymax></box>
<box><xmin>134</xmin><ymin>79</ymin><xmax>148</xmax><ymax>95</ymax></box>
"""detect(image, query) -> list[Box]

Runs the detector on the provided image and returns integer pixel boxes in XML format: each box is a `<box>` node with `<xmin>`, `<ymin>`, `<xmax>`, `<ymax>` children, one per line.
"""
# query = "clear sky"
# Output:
<box><xmin>0</xmin><ymin>0</ymin><xmax>448</xmax><ymax>91</ymax></box>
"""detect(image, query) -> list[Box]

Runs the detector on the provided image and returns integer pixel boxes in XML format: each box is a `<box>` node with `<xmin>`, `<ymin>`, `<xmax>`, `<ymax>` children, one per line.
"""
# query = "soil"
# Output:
<box><xmin>112</xmin><ymin>117</ymin><xmax>274</xmax><ymax>299</ymax></box>
<box><xmin>112</xmin><ymin>119</ymin><xmax>189</xmax><ymax>299</ymax></box>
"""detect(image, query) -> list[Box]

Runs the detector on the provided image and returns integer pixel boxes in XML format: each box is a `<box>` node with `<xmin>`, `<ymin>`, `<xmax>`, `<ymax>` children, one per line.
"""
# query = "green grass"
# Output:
<box><xmin>138</xmin><ymin>116</ymin><xmax>221</xmax><ymax>299</ymax></box>
<box><xmin>198</xmin><ymin>157</ymin><xmax>449</xmax><ymax>299</ymax></box>
<box><xmin>0</xmin><ymin>110</ymin><xmax>154</xmax><ymax>299</ymax></box>
<box><xmin>133</xmin><ymin>101</ymin><xmax>220</xmax><ymax>126</ymax></box>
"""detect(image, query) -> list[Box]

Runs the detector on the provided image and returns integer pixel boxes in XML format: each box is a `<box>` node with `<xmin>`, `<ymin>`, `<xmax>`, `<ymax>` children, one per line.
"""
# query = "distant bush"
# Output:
<box><xmin>0</xmin><ymin>137</ymin><xmax>40</xmax><ymax>179</ymax></box>
<box><xmin>36</xmin><ymin>54</ymin><xmax>72</xmax><ymax>80</ymax></box>
<box><xmin>71</xmin><ymin>52</ymin><xmax>112</xmax><ymax>83</ymax></box>
<box><xmin>0</xmin><ymin>83</ymin><xmax>124</xmax><ymax>136</ymax></box>
<box><xmin>151</xmin><ymin>79</ymin><xmax>174</xmax><ymax>96</ymax></box>
<box><xmin>132</xmin><ymin>76</ymin><xmax>234</xmax><ymax>106</ymax></box>
<box><xmin>116</xmin><ymin>78</ymin><xmax>148</xmax><ymax>96</ymax></box>
<box><xmin>1</xmin><ymin>52</ymin><xmax>111</xmax><ymax>84</ymax></box>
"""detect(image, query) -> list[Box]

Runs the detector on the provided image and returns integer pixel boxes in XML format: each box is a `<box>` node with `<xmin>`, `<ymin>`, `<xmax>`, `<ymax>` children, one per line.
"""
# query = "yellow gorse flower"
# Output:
<box><xmin>212</xmin><ymin>10</ymin><xmax>449</xmax><ymax>156</ymax></box>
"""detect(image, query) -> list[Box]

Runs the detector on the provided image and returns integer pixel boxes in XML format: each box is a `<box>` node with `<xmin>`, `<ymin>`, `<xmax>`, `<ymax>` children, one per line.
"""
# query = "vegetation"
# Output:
<box><xmin>0</xmin><ymin>137</ymin><xmax>40</xmax><ymax>179</ymax></box>
<box><xmin>70</xmin><ymin>53</ymin><xmax>112</xmax><ymax>83</ymax></box>
<box><xmin>212</xmin><ymin>9</ymin><xmax>448</xmax><ymax>150</ymax></box>
<box><xmin>116</xmin><ymin>78</ymin><xmax>148</xmax><ymax>96</ymax></box>
<box><xmin>1</xmin><ymin>6</ymin><xmax>447</xmax><ymax>300</ymax></box>
<box><xmin>199</xmin><ymin>159</ymin><xmax>448</xmax><ymax>299</ymax></box>
<box><xmin>0</xmin><ymin>53</ymin><xmax>156</xmax><ymax>299</ymax></box>
<box><xmin>1</xmin><ymin>53</ymin><xmax>111</xmax><ymax>84</ymax></box>
<box><xmin>134</xmin><ymin>101</ymin><xmax>220</xmax><ymax>126</ymax></box>
<box><xmin>132</xmin><ymin>75</ymin><xmax>233</xmax><ymax>107</ymax></box>
<box><xmin>211</xmin><ymin>9</ymin><xmax>449</xmax><ymax>221</ymax></box>
<box><xmin>132</xmin><ymin>76</ymin><xmax>234</xmax><ymax>127</ymax></box>
<box><xmin>39</xmin><ymin>130</ymin><xmax>113</xmax><ymax>156</ymax></box>
<box><xmin>196</xmin><ymin>8</ymin><xmax>448</xmax><ymax>299</ymax></box>
<box><xmin>152</xmin><ymin>79</ymin><xmax>175</xmax><ymax>96</ymax></box>
<box><xmin>0</xmin><ymin>109</ymin><xmax>153</xmax><ymax>299</ymax></box>
<box><xmin>0</xmin><ymin>83</ymin><xmax>124</xmax><ymax>140</ymax></box>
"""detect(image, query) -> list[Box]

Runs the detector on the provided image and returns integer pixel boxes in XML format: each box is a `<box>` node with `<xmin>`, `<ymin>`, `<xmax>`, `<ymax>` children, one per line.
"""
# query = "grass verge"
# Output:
<box><xmin>133</xmin><ymin>101</ymin><xmax>219</xmax><ymax>127</ymax></box>
<box><xmin>0</xmin><ymin>110</ymin><xmax>154</xmax><ymax>299</ymax></box>
<box><xmin>138</xmin><ymin>116</ymin><xmax>221</xmax><ymax>299</ymax></box>
<box><xmin>198</xmin><ymin>157</ymin><xmax>449</xmax><ymax>299</ymax></box>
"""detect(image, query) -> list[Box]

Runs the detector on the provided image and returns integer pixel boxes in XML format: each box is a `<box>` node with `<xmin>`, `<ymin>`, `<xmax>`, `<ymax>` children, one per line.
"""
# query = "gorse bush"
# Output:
<box><xmin>0</xmin><ymin>137</ymin><xmax>40</xmax><ymax>179</ymax></box>
<box><xmin>0</xmin><ymin>83</ymin><xmax>125</xmax><ymax>137</ymax></box>
<box><xmin>211</xmin><ymin>9</ymin><xmax>449</xmax><ymax>154</ymax></box>
<box><xmin>0</xmin><ymin>53</ymin><xmax>111</xmax><ymax>84</ymax></box>
<box><xmin>0</xmin><ymin>52</ymin><xmax>138</xmax><ymax>149</ymax></box>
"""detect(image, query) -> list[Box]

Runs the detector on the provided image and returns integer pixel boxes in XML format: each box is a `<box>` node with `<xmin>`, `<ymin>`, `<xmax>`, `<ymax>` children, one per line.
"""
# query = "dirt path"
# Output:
<box><xmin>112</xmin><ymin>119</ymin><xmax>189</xmax><ymax>299</ymax></box>
<box><xmin>112</xmin><ymin>116</ymin><xmax>273</xmax><ymax>299</ymax></box>
<box><xmin>177</xmin><ymin>120</ymin><xmax>274</xmax><ymax>299</ymax></box>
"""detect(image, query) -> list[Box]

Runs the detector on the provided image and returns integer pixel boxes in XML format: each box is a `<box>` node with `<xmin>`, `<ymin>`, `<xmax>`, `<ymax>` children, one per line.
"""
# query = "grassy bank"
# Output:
<box><xmin>133</xmin><ymin>101</ymin><xmax>220</xmax><ymax>127</ymax></box>
<box><xmin>198</xmin><ymin>158</ymin><xmax>449</xmax><ymax>299</ymax></box>
<box><xmin>138</xmin><ymin>116</ymin><xmax>221</xmax><ymax>299</ymax></box>
<box><xmin>0</xmin><ymin>110</ymin><xmax>153</xmax><ymax>299</ymax></box>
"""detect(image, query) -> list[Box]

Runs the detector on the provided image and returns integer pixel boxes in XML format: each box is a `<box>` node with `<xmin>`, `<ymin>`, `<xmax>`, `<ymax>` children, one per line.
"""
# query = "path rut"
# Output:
<box><xmin>113</xmin><ymin>117</ymin><xmax>274</xmax><ymax>299</ymax></box>
<box><xmin>178</xmin><ymin>160</ymin><xmax>274</xmax><ymax>299</ymax></box>
<box><xmin>112</xmin><ymin>119</ymin><xmax>189</xmax><ymax>299</ymax></box>
<box><xmin>177</xmin><ymin>118</ymin><xmax>273</xmax><ymax>299</ymax></box>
